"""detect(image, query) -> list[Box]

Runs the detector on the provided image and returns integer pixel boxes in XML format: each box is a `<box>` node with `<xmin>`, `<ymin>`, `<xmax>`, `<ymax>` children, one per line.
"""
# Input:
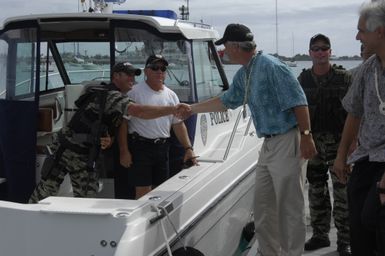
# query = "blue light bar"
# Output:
<box><xmin>113</xmin><ymin>10</ymin><xmax>178</xmax><ymax>19</ymax></box>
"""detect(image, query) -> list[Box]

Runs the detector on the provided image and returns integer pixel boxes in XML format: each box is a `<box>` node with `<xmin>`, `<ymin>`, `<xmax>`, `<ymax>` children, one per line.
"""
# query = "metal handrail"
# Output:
<box><xmin>223</xmin><ymin>109</ymin><xmax>251</xmax><ymax>161</ymax></box>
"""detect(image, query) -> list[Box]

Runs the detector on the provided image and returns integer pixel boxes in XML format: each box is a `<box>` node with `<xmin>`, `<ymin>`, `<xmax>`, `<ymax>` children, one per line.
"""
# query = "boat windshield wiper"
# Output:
<box><xmin>166</xmin><ymin>68</ymin><xmax>190</xmax><ymax>87</ymax></box>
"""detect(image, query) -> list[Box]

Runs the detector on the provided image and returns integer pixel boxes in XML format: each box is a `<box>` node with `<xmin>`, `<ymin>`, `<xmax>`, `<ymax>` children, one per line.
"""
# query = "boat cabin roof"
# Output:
<box><xmin>0</xmin><ymin>12</ymin><xmax>219</xmax><ymax>40</ymax></box>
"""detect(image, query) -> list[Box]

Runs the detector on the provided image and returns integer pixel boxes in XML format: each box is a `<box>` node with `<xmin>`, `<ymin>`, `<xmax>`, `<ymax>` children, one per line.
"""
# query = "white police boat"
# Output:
<box><xmin>0</xmin><ymin>5</ymin><xmax>262</xmax><ymax>256</ymax></box>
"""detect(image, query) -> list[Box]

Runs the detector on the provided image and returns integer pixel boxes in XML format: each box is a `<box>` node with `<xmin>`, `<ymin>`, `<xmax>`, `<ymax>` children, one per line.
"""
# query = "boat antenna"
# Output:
<box><xmin>80</xmin><ymin>0</ymin><xmax>88</xmax><ymax>12</ymax></box>
<box><xmin>80</xmin><ymin>0</ymin><xmax>127</xmax><ymax>13</ymax></box>
<box><xmin>179</xmin><ymin>0</ymin><xmax>190</xmax><ymax>20</ymax></box>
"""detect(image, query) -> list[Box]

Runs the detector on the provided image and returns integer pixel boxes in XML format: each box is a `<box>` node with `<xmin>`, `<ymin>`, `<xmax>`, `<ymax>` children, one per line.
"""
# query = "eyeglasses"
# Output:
<box><xmin>310</xmin><ymin>46</ymin><xmax>330</xmax><ymax>52</ymax></box>
<box><xmin>148</xmin><ymin>65</ymin><xmax>167</xmax><ymax>72</ymax></box>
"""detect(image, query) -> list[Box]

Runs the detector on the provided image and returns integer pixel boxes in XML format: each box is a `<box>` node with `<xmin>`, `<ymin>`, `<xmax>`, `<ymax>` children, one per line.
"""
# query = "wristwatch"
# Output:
<box><xmin>300</xmin><ymin>129</ymin><xmax>312</xmax><ymax>136</ymax></box>
<box><xmin>184</xmin><ymin>146</ymin><xmax>193</xmax><ymax>151</ymax></box>
<box><xmin>377</xmin><ymin>182</ymin><xmax>385</xmax><ymax>194</ymax></box>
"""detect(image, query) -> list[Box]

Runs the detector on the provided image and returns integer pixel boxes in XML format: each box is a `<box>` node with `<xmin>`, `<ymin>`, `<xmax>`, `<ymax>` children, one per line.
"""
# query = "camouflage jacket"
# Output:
<box><xmin>298</xmin><ymin>64</ymin><xmax>351</xmax><ymax>134</ymax></box>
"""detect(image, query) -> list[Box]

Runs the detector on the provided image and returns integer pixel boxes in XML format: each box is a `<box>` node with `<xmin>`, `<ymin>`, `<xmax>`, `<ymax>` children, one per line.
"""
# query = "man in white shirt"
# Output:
<box><xmin>123</xmin><ymin>55</ymin><xmax>197</xmax><ymax>198</ymax></box>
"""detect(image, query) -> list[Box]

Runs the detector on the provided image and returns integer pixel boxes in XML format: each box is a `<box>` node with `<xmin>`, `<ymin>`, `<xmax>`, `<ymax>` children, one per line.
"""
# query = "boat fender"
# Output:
<box><xmin>242</xmin><ymin>221</ymin><xmax>255</xmax><ymax>243</ymax></box>
<box><xmin>172</xmin><ymin>247</ymin><xmax>205</xmax><ymax>256</ymax></box>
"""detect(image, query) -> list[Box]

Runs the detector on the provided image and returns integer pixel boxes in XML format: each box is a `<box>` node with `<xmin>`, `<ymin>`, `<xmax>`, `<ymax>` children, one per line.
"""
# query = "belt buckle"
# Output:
<box><xmin>153</xmin><ymin>138</ymin><xmax>161</xmax><ymax>144</ymax></box>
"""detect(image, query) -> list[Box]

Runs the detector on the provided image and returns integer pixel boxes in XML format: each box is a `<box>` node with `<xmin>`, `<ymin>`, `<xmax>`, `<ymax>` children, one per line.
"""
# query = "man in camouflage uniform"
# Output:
<box><xmin>298</xmin><ymin>34</ymin><xmax>351</xmax><ymax>256</ymax></box>
<box><xmin>29</xmin><ymin>63</ymin><xmax>183</xmax><ymax>203</ymax></box>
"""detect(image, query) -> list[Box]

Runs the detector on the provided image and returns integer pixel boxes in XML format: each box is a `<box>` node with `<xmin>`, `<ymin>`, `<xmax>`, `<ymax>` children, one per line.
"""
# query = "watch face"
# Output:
<box><xmin>304</xmin><ymin>130</ymin><xmax>310</xmax><ymax>135</ymax></box>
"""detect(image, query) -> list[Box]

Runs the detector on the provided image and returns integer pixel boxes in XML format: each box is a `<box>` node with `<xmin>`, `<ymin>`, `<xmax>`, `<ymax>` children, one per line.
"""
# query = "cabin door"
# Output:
<box><xmin>0</xmin><ymin>26</ymin><xmax>40</xmax><ymax>203</ymax></box>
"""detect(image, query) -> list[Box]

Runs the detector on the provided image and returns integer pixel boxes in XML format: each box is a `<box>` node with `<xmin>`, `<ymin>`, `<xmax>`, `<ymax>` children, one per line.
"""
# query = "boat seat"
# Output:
<box><xmin>38</xmin><ymin>108</ymin><xmax>54</xmax><ymax>132</ymax></box>
<box><xmin>64</xmin><ymin>81</ymin><xmax>109</xmax><ymax>122</ymax></box>
<box><xmin>64</xmin><ymin>83</ymin><xmax>86</xmax><ymax>122</ymax></box>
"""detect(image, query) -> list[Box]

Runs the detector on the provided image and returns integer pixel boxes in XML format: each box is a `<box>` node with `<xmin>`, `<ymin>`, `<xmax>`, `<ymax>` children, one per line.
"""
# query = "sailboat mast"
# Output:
<box><xmin>275</xmin><ymin>0</ymin><xmax>278</xmax><ymax>56</ymax></box>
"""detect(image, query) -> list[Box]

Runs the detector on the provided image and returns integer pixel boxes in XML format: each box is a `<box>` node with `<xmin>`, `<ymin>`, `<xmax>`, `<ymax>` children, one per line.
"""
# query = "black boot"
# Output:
<box><xmin>304</xmin><ymin>237</ymin><xmax>331</xmax><ymax>251</ymax></box>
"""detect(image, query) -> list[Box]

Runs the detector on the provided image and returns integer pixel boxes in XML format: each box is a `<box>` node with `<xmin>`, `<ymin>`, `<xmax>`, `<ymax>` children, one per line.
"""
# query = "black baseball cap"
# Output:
<box><xmin>215</xmin><ymin>23</ymin><xmax>254</xmax><ymax>45</ymax></box>
<box><xmin>309</xmin><ymin>34</ymin><xmax>331</xmax><ymax>48</ymax></box>
<box><xmin>145</xmin><ymin>54</ymin><xmax>169</xmax><ymax>67</ymax></box>
<box><xmin>112</xmin><ymin>62</ymin><xmax>141</xmax><ymax>76</ymax></box>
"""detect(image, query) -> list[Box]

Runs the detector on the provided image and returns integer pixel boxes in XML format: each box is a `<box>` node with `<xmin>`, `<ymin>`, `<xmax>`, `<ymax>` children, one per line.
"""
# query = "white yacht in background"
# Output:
<box><xmin>0</xmin><ymin>1</ymin><xmax>262</xmax><ymax>256</ymax></box>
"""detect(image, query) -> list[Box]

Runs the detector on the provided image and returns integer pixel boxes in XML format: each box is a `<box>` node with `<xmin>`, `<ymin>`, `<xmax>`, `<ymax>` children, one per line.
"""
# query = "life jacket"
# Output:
<box><xmin>298</xmin><ymin>65</ymin><xmax>351</xmax><ymax>134</ymax></box>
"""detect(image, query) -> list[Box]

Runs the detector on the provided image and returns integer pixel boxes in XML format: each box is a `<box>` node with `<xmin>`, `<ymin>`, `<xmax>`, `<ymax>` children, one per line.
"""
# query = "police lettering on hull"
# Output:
<box><xmin>209</xmin><ymin>110</ymin><xmax>230</xmax><ymax>126</ymax></box>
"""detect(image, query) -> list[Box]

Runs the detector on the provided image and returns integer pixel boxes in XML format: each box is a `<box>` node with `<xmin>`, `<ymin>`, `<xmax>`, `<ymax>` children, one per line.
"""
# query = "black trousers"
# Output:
<box><xmin>128</xmin><ymin>138</ymin><xmax>170</xmax><ymax>187</ymax></box>
<box><xmin>379</xmin><ymin>206</ymin><xmax>385</xmax><ymax>255</ymax></box>
<box><xmin>112</xmin><ymin>142</ymin><xmax>135</xmax><ymax>199</ymax></box>
<box><xmin>348</xmin><ymin>159</ymin><xmax>385</xmax><ymax>256</ymax></box>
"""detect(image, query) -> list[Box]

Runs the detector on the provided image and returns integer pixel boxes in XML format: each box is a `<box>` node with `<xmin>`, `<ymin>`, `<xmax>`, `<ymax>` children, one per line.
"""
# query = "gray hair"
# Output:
<box><xmin>227</xmin><ymin>41</ymin><xmax>257</xmax><ymax>52</ymax></box>
<box><xmin>360</xmin><ymin>1</ymin><xmax>385</xmax><ymax>32</ymax></box>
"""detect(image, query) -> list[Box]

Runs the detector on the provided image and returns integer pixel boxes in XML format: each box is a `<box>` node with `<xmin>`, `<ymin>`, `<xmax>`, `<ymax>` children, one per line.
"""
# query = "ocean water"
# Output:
<box><xmin>223</xmin><ymin>60</ymin><xmax>362</xmax><ymax>82</ymax></box>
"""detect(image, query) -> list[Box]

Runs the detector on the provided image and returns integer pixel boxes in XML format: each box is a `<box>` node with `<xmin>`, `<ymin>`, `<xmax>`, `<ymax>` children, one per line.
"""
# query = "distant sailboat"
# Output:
<box><xmin>275</xmin><ymin>1</ymin><xmax>297</xmax><ymax>67</ymax></box>
<box><xmin>286</xmin><ymin>60</ymin><xmax>297</xmax><ymax>67</ymax></box>
<box><xmin>287</xmin><ymin>33</ymin><xmax>297</xmax><ymax>67</ymax></box>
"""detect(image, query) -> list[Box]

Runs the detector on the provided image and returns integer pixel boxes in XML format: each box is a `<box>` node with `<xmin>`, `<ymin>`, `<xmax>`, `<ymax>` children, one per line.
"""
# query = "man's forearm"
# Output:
<box><xmin>191</xmin><ymin>97</ymin><xmax>227</xmax><ymax>114</ymax></box>
<box><xmin>336</xmin><ymin>113</ymin><xmax>361</xmax><ymax>162</ymax></box>
<box><xmin>127</xmin><ymin>103</ymin><xmax>176</xmax><ymax>119</ymax></box>
<box><xmin>172</xmin><ymin>122</ymin><xmax>192</xmax><ymax>149</ymax></box>
<box><xmin>293</xmin><ymin>105</ymin><xmax>311</xmax><ymax>132</ymax></box>
<box><xmin>118</xmin><ymin>121</ymin><xmax>128</xmax><ymax>153</ymax></box>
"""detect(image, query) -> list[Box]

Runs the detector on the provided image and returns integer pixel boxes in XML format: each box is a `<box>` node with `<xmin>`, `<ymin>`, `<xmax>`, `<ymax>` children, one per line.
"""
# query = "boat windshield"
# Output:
<box><xmin>0</xmin><ymin>23</ymin><xmax>225</xmax><ymax>102</ymax></box>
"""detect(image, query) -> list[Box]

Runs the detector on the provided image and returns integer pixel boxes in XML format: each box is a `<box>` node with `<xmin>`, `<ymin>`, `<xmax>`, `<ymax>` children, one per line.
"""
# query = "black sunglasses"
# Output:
<box><xmin>310</xmin><ymin>46</ymin><xmax>330</xmax><ymax>52</ymax></box>
<box><xmin>148</xmin><ymin>65</ymin><xmax>167</xmax><ymax>72</ymax></box>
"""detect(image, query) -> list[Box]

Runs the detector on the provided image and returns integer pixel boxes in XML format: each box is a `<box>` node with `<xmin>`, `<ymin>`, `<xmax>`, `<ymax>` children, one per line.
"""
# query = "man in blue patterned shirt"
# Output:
<box><xmin>187</xmin><ymin>23</ymin><xmax>317</xmax><ymax>256</ymax></box>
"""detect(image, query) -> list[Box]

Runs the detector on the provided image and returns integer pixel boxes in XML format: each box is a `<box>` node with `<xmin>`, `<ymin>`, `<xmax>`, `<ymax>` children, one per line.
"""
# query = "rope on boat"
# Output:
<box><xmin>155</xmin><ymin>205</ymin><xmax>174</xmax><ymax>255</ymax></box>
<box><xmin>153</xmin><ymin>204</ymin><xmax>205</xmax><ymax>256</ymax></box>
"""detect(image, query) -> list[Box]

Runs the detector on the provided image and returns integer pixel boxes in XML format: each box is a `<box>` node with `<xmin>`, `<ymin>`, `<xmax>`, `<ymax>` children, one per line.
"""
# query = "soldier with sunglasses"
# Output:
<box><xmin>298</xmin><ymin>34</ymin><xmax>352</xmax><ymax>256</ymax></box>
<box><xmin>124</xmin><ymin>55</ymin><xmax>197</xmax><ymax>199</ymax></box>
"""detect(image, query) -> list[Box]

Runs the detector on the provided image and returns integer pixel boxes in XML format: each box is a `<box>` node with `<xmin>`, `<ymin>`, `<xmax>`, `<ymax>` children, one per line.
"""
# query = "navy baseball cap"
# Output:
<box><xmin>215</xmin><ymin>23</ymin><xmax>254</xmax><ymax>45</ymax></box>
<box><xmin>145</xmin><ymin>54</ymin><xmax>169</xmax><ymax>67</ymax></box>
<box><xmin>112</xmin><ymin>62</ymin><xmax>141</xmax><ymax>76</ymax></box>
<box><xmin>309</xmin><ymin>34</ymin><xmax>331</xmax><ymax>48</ymax></box>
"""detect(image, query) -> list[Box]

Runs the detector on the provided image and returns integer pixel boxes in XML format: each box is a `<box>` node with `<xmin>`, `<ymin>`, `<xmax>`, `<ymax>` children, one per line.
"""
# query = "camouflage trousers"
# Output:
<box><xmin>29</xmin><ymin>142</ymin><xmax>99</xmax><ymax>203</ymax></box>
<box><xmin>307</xmin><ymin>132</ymin><xmax>350</xmax><ymax>246</ymax></box>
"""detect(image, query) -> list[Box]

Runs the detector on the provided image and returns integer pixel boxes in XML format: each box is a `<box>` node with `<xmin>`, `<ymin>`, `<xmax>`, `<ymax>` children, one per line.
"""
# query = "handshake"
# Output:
<box><xmin>174</xmin><ymin>103</ymin><xmax>193</xmax><ymax>120</ymax></box>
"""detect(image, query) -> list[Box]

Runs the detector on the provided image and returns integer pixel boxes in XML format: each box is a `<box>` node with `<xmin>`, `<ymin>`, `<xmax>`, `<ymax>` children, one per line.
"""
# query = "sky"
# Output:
<box><xmin>0</xmin><ymin>0</ymin><xmax>368</xmax><ymax>57</ymax></box>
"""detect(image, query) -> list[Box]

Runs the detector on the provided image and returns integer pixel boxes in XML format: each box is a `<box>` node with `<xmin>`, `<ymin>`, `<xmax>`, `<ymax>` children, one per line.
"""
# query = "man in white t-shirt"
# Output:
<box><xmin>123</xmin><ymin>55</ymin><xmax>197</xmax><ymax>198</ymax></box>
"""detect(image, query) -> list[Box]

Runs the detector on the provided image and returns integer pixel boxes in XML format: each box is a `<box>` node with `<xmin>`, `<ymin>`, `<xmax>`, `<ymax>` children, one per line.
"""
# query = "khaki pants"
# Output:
<box><xmin>254</xmin><ymin>128</ymin><xmax>307</xmax><ymax>256</ymax></box>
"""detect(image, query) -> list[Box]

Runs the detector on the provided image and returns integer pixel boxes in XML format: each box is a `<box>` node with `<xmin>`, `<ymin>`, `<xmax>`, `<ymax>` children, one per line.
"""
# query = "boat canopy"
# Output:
<box><xmin>0</xmin><ymin>13</ymin><xmax>219</xmax><ymax>40</ymax></box>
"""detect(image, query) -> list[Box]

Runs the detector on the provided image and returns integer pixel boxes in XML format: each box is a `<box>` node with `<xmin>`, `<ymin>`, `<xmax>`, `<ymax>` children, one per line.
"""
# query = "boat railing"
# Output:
<box><xmin>175</xmin><ymin>19</ymin><xmax>213</xmax><ymax>29</ymax></box>
<box><xmin>223</xmin><ymin>109</ymin><xmax>252</xmax><ymax>161</ymax></box>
